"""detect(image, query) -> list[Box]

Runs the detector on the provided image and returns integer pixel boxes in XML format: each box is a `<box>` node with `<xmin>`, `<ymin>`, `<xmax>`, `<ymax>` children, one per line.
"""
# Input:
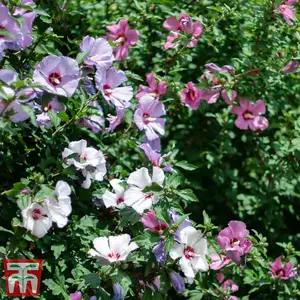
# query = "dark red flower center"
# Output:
<box><xmin>116</xmin><ymin>34</ymin><xmax>126</xmax><ymax>45</ymax></box>
<box><xmin>230</xmin><ymin>237</ymin><xmax>240</xmax><ymax>247</ymax></box>
<box><xmin>103</xmin><ymin>84</ymin><xmax>112</xmax><ymax>97</ymax></box>
<box><xmin>275</xmin><ymin>268</ymin><xmax>285</xmax><ymax>277</ymax></box>
<box><xmin>43</xmin><ymin>104</ymin><xmax>52</xmax><ymax>112</ymax></box>
<box><xmin>48</xmin><ymin>72</ymin><xmax>62</xmax><ymax>86</ymax></box>
<box><xmin>145</xmin><ymin>193</ymin><xmax>153</xmax><ymax>199</ymax></box>
<box><xmin>143</xmin><ymin>113</ymin><xmax>150</xmax><ymax>124</ymax></box>
<box><xmin>32</xmin><ymin>208</ymin><xmax>41</xmax><ymax>220</ymax></box>
<box><xmin>116</xmin><ymin>197</ymin><xmax>124</xmax><ymax>205</ymax></box>
<box><xmin>154</xmin><ymin>223</ymin><xmax>168</xmax><ymax>234</ymax></box>
<box><xmin>108</xmin><ymin>252</ymin><xmax>121</xmax><ymax>260</ymax></box>
<box><xmin>77</xmin><ymin>153</ymin><xmax>87</xmax><ymax>161</ymax></box>
<box><xmin>243</xmin><ymin>110</ymin><xmax>254</xmax><ymax>120</ymax></box>
<box><xmin>184</xmin><ymin>245</ymin><xmax>196</xmax><ymax>260</ymax></box>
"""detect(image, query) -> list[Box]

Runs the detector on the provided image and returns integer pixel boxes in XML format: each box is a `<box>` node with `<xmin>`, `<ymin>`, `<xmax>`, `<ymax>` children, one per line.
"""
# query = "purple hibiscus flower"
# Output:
<box><xmin>80</xmin><ymin>36</ymin><xmax>114</xmax><ymax>69</ymax></box>
<box><xmin>134</xmin><ymin>95</ymin><xmax>166</xmax><ymax>141</ymax></box>
<box><xmin>95</xmin><ymin>67</ymin><xmax>133</xmax><ymax>108</ymax></box>
<box><xmin>33</xmin><ymin>55</ymin><xmax>80</xmax><ymax>97</ymax></box>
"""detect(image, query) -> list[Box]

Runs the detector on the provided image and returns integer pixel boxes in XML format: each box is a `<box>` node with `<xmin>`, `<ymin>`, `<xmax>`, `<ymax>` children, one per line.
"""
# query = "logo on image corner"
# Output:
<box><xmin>2</xmin><ymin>259</ymin><xmax>43</xmax><ymax>297</ymax></box>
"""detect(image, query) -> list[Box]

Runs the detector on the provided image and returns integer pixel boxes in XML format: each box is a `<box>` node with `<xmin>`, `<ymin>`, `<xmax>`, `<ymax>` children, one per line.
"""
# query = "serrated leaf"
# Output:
<box><xmin>57</xmin><ymin>111</ymin><xmax>69</xmax><ymax>122</ymax></box>
<box><xmin>176</xmin><ymin>160</ymin><xmax>198</xmax><ymax>171</ymax></box>
<box><xmin>51</xmin><ymin>244</ymin><xmax>66</xmax><ymax>259</ymax></box>
<box><xmin>119</xmin><ymin>207</ymin><xmax>141</xmax><ymax>227</ymax></box>
<box><xmin>176</xmin><ymin>189</ymin><xmax>198</xmax><ymax>203</ymax></box>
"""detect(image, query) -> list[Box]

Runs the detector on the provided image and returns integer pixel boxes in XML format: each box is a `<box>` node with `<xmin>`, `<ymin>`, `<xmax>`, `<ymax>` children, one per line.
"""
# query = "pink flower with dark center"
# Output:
<box><xmin>282</xmin><ymin>60</ymin><xmax>299</xmax><ymax>73</ymax></box>
<box><xmin>217</xmin><ymin>221</ymin><xmax>252</xmax><ymax>264</ymax></box>
<box><xmin>33</xmin><ymin>56</ymin><xmax>80</xmax><ymax>97</ymax></box>
<box><xmin>181</xmin><ymin>82</ymin><xmax>203</xmax><ymax>110</ymax></box>
<box><xmin>210</xmin><ymin>253</ymin><xmax>231</xmax><ymax>270</ymax></box>
<box><xmin>230</xmin><ymin>99</ymin><xmax>268</xmax><ymax>131</ymax></box>
<box><xmin>105</xmin><ymin>19</ymin><xmax>139</xmax><ymax>61</ymax></box>
<box><xmin>277</xmin><ymin>0</ymin><xmax>297</xmax><ymax>26</ymax></box>
<box><xmin>163</xmin><ymin>14</ymin><xmax>204</xmax><ymax>49</ymax></box>
<box><xmin>137</xmin><ymin>72</ymin><xmax>168</xmax><ymax>100</ymax></box>
<box><xmin>134</xmin><ymin>95</ymin><xmax>166</xmax><ymax>141</ymax></box>
<box><xmin>141</xmin><ymin>210</ymin><xmax>168</xmax><ymax>234</ymax></box>
<box><xmin>269</xmin><ymin>256</ymin><xmax>298</xmax><ymax>280</ymax></box>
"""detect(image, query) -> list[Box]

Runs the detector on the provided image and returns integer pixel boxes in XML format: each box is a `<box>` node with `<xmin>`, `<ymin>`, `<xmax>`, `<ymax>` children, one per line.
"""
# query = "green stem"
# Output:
<box><xmin>52</xmin><ymin>92</ymin><xmax>100</xmax><ymax>137</ymax></box>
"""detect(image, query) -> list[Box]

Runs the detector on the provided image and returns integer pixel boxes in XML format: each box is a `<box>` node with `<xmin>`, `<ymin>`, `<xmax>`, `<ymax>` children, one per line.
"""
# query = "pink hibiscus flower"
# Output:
<box><xmin>163</xmin><ymin>14</ymin><xmax>203</xmax><ymax>49</ymax></box>
<box><xmin>181</xmin><ymin>81</ymin><xmax>203</xmax><ymax>110</ymax></box>
<box><xmin>217</xmin><ymin>221</ymin><xmax>253</xmax><ymax>264</ymax></box>
<box><xmin>136</xmin><ymin>72</ymin><xmax>168</xmax><ymax>100</ymax></box>
<box><xmin>269</xmin><ymin>256</ymin><xmax>297</xmax><ymax>280</ymax></box>
<box><xmin>141</xmin><ymin>210</ymin><xmax>168</xmax><ymax>235</ymax></box>
<box><xmin>277</xmin><ymin>0</ymin><xmax>297</xmax><ymax>26</ymax></box>
<box><xmin>230</xmin><ymin>99</ymin><xmax>268</xmax><ymax>131</ymax></box>
<box><xmin>105</xmin><ymin>19</ymin><xmax>139</xmax><ymax>61</ymax></box>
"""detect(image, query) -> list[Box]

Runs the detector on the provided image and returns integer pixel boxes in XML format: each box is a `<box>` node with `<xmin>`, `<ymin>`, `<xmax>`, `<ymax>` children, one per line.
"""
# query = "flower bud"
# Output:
<box><xmin>112</xmin><ymin>283</ymin><xmax>124</xmax><ymax>300</ymax></box>
<box><xmin>169</xmin><ymin>271</ymin><xmax>185</xmax><ymax>294</ymax></box>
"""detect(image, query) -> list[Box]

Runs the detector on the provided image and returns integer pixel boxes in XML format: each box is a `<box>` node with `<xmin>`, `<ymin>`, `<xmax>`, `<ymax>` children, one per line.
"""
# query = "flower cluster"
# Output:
<box><xmin>1</xmin><ymin>1</ymin><xmax>299</xmax><ymax>299</ymax></box>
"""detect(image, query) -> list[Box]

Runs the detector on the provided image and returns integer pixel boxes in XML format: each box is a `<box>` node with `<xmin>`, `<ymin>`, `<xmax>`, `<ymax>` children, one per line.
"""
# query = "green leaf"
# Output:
<box><xmin>76</xmin><ymin>51</ymin><xmax>90</xmax><ymax>64</ymax></box>
<box><xmin>21</xmin><ymin>104</ymin><xmax>37</xmax><ymax>127</ymax></box>
<box><xmin>84</xmin><ymin>273</ymin><xmax>101</xmax><ymax>288</ymax></box>
<box><xmin>164</xmin><ymin>236</ymin><xmax>174</xmax><ymax>252</ymax></box>
<box><xmin>16</xmin><ymin>195</ymin><xmax>31</xmax><ymax>210</ymax></box>
<box><xmin>57</xmin><ymin>111</ymin><xmax>69</xmax><ymax>122</ymax></box>
<box><xmin>176</xmin><ymin>160</ymin><xmax>198</xmax><ymax>171</ymax></box>
<box><xmin>119</xmin><ymin>207</ymin><xmax>141</xmax><ymax>227</ymax></box>
<box><xmin>48</xmin><ymin>110</ymin><xmax>61</xmax><ymax>128</ymax></box>
<box><xmin>166</xmin><ymin>173</ymin><xmax>181</xmax><ymax>189</ymax></box>
<box><xmin>43</xmin><ymin>279</ymin><xmax>65</xmax><ymax>296</ymax></box>
<box><xmin>176</xmin><ymin>189</ymin><xmax>198</xmax><ymax>203</ymax></box>
<box><xmin>51</xmin><ymin>244</ymin><xmax>66</xmax><ymax>259</ymax></box>
<box><xmin>143</xmin><ymin>182</ymin><xmax>163</xmax><ymax>193</ymax></box>
<box><xmin>203</xmin><ymin>210</ymin><xmax>211</xmax><ymax>225</ymax></box>
<box><xmin>124</xmin><ymin>71</ymin><xmax>143</xmax><ymax>82</ymax></box>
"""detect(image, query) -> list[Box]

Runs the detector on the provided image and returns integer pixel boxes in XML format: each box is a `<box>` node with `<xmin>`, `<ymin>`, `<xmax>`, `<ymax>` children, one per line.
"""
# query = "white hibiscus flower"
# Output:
<box><xmin>88</xmin><ymin>234</ymin><xmax>138</xmax><ymax>264</ymax></box>
<box><xmin>124</xmin><ymin>166</ymin><xmax>164</xmax><ymax>214</ymax></box>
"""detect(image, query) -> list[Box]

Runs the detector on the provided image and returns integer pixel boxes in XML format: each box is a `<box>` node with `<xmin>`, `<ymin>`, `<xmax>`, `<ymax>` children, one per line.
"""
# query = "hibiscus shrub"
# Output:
<box><xmin>0</xmin><ymin>0</ymin><xmax>300</xmax><ymax>299</ymax></box>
